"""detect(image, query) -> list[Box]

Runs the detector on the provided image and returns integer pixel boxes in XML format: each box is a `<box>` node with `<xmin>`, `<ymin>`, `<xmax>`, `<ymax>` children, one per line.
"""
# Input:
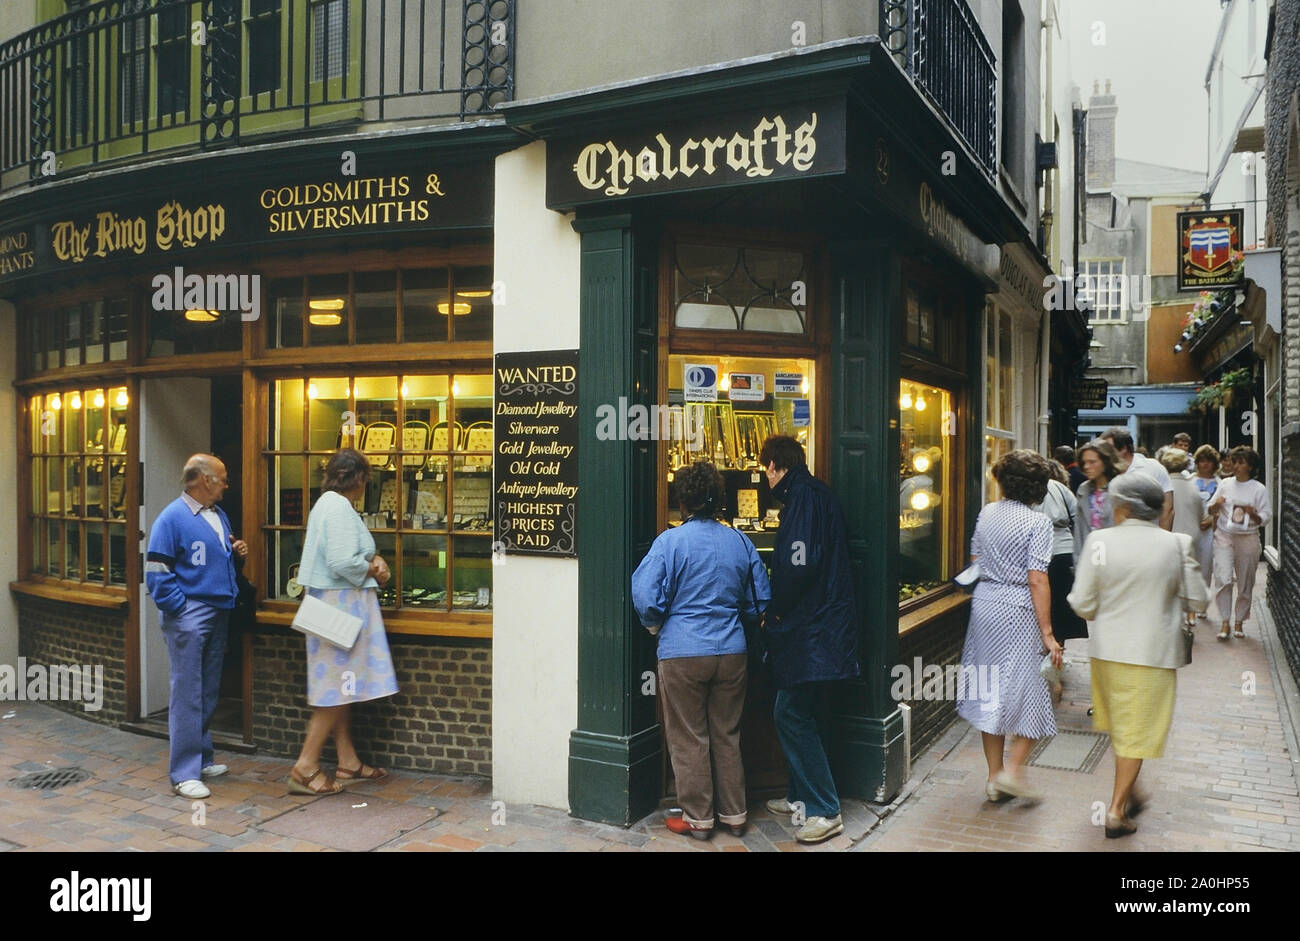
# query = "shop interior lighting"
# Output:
<box><xmin>437</xmin><ymin>301</ymin><xmax>473</xmax><ymax>316</ymax></box>
<box><xmin>307</xmin><ymin>383</ymin><xmax>318</xmax><ymax>399</ymax></box>
<box><xmin>93</xmin><ymin>391</ymin><xmax>105</xmax><ymax>408</ymax></box>
<box><xmin>49</xmin><ymin>394</ymin><xmax>62</xmax><ymax>410</ymax></box>
<box><xmin>801</xmin><ymin>377</ymin><xmax>809</xmax><ymax>395</ymax></box>
<box><xmin>115</xmin><ymin>389</ymin><xmax>129</xmax><ymax>407</ymax></box>
<box><xmin>719</xmin><ymin>373</ymin><xmax>731</xmax><ymax>393</ymax></box>
<box><xmin>184</xmin><ymin>309</ymin><xmax>220</xmax><ymax>323</ymax></box>
<box><xmin>308</xmin><ymin>298</ymin><xmax>345</xmax><ymax>326</ymax></box>
<box><xmin>400</xmin><ymin>383</ymin><xmax>409</xmax><ymax>397</ymax></box>
<box><xmin>910</xmin><ymin>491</ymin><xmax>936</xmax><ymax>511</ymax></box>
<box><xmin>914</xmin><ymin>394</ymin><xmax>927</xmax><ymax>411</ymax></box>
<box><xmin>69</xmin><ymin>392</ymin><xmax>82</xmax><ymax>410</ymax></box>
<box><xmin>457</xmin><ymin>290</ymin><xmax>492</xmax><ymax>298</ymax></box>
<box><xmin>913</xmin><ymin>453</ymin><xmax>931</xmax><ymax>474</ymax></box>
<box><xmin>452</xmin><ymin>380</ymin><xmax>460</xmax><ymax>396</ymax></box>
<box><xmin>899</xmin><ymin>391</ymin><xmax>913</xmax><ymax>410</ymax></box>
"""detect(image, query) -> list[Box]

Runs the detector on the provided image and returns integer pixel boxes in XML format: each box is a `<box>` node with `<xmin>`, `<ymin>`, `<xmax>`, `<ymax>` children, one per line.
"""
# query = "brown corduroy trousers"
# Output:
<box><xmin>658</xmin><ymin>653</ymin><xmax>748</xmax><ymax>828</ymax></box>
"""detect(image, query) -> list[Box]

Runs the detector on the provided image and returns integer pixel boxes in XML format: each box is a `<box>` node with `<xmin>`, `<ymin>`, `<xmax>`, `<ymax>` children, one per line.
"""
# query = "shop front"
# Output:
<box><xmin>495</xmin><ymin>39</ymin><xmax>1026</xmax><ymax>824</ymax></box>
<box><xmin>2</xmin><ymin>125</ymin><xmax>516</xmax><ymax>774</ymax></box>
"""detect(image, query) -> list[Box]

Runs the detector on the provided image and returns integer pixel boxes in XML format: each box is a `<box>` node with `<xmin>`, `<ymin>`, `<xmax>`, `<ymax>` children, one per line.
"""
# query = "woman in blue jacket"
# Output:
<box><xmin>633</xmin><ymin>461</ymin><xmax>770</xmax><ymax>840</ymax></box>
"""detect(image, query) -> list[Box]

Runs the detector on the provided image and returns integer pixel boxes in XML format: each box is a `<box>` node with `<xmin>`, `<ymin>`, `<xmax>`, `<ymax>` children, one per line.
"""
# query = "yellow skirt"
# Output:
<box><xmin>1089</xmin><ymin>659</ymin><xmax>1177</xmax><ymax>759</ymax></box>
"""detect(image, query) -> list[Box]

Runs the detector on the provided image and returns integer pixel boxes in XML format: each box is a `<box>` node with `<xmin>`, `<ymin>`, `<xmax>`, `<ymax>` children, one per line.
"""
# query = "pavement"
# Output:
<box><xmin>1</xmin><ymin>566</ymin><xmax>1297</xmax><ymax>853</ymax></box>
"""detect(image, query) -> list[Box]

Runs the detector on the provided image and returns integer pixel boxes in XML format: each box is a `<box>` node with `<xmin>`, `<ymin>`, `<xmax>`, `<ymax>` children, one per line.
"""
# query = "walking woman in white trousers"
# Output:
<box><xmin>1208</xmin><ymin>446</ymin><xmax>1272</xmax><ymax>640</ymax></box>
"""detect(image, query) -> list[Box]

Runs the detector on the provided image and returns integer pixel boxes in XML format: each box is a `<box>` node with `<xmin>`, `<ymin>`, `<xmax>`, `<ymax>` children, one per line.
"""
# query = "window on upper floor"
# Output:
<box><xmin>1000</xmin><ymin>0</ymin><xmax>1025</xmax><ymax>182</ymax></box>
<box><xmin>1080</xmin><ymin>259</ymin><xmax>1126</xmax><ymax>322</ymax></box>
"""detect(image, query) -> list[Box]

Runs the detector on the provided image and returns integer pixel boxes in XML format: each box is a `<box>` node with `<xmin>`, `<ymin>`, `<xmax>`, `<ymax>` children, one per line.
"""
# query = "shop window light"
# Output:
<box><xmin>437</xmin><ymin>302</ymin><xmax>472</xmax><ymax>316</ymax></box>
<box><xmin>69</xmin><ymin>392</ymin><xmax>82</xmax><ymax>410</ymax></box>
<box><xmin>115</xmin><ymin>389</ymin><xmax>129</xmax><ymax>407</ymax></box>
<box><xmin>184</xmin><ymin>309</ymin><xmax>220</xmax><ymax>323</ymax></box>
<box><xmin>308</xmin><ymin>298</ymin><xmax>345</xmax><ymax>326</ymax></box>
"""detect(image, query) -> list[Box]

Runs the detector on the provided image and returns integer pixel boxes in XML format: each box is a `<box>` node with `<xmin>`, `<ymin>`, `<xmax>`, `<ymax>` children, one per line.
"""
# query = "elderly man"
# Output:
<box><xmin>1100</xmin><ymin>427</ymin><xmax>1174</xmax><ymax>531</ymax></box>
<box><xmin>146</xmin><ymin>454</ymin><xmax>248</xmax><ymax>799</ymax></box>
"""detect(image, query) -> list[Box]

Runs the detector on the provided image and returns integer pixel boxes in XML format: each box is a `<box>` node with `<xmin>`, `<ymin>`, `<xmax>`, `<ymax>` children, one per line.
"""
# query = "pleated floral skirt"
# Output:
<box><xmin>303</xmin><ymin>586</ymin><xmax>400</xmax><ymax>707</ymax></box>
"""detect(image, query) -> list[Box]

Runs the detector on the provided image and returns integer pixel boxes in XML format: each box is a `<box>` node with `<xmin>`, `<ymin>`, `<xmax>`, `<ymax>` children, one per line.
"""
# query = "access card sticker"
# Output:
<box><xmin>774</xmin><ymin>372</ymin><xmax>803</xmax><ymax>397</ymax></box>
<box><xmin>792</xmin><ymin>399</ymin><xmax>811</xmax><ymax>427</ymax></box>
<box><xmin>684</xmin><ymin>363</ymin><xmax>718</xmax><ymax>402</ymax></box>
<box><xmin>727</xmin><ymin>373</ymin><xmax>765</xmax><ymax>402</ymax></box>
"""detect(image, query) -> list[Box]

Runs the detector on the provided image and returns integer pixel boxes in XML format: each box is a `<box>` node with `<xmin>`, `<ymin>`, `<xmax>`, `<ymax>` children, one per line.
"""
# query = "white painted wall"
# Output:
<box><xmin>0</xmin><ymin>301</ymin><xmax>18</xmax><ymax>666</ymax></box>
<box><xmin>491</xmin><ymin>140</ymin><xmax>582</xmax><ymax>809</ymax></box>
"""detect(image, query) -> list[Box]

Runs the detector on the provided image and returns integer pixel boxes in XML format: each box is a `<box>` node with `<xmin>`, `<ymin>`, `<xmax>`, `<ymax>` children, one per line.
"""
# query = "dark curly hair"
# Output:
<box><xmin>676</xmin><ymin>460</ymin><xmax>725</xmax><ymax>519</ymax></box>
<box><xmin>992</xmin><ymin>449</ymin><xmax>1052</xmax><ymax>505</ymax></box>
<box><xmin>320</xmin><ymin>448</ymin><xmax>371</xmax><ymax>496</ymax></box>
<box><xmin>758</xmin><ymin>434</ymin><xmax>806</xmax><ymax>472</ymax></box>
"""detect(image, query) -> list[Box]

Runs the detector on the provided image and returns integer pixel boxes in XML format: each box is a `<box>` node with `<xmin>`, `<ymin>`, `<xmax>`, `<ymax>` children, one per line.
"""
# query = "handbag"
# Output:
<box><xmin>953</xmin><ymin>562</ymin><xmax>980</xmax><ymax>591</ymax></box>
<box><xmin>1175</xmin><ymin>543</ymin><xmax>1196</xmax><ymax>667</ymax></box>
<box><xmin>290</xmin><ymin>593</ymin><xmax>363</xmax><ymax>650</ymax></box>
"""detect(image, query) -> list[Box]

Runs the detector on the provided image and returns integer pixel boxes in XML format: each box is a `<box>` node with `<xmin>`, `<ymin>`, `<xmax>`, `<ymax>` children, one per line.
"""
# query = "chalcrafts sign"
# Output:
<box><xmin>0</xmin><ymin>161</ymin><xmax>492</xmax><ymax>285</ymax></box>
<box><xmin>546</xmin><ymin>99</ymin><xmax>847</xmax><ymax>207</ymax></box>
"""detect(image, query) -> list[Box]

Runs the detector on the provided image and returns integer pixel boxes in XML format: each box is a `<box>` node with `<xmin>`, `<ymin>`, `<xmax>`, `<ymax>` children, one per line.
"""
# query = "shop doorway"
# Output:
<box><xmin>658</xmin><ymin>353</ymin><xmax>818</xmax><ymax>796</ymax></box>
<box><xmin>136</xmin><ymin>375</ymin><xmax>245</xmax><ymax>739</ymax></box>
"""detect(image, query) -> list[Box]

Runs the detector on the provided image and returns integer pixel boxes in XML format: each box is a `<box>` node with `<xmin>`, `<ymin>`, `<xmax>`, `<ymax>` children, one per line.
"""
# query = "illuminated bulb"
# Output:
<box><xmin>69</xmin><ymin>393</ymin><xmax>82</xmax><ymax>410</ymax></box>
<box><xmin>308</xmin><ymin>298</ymin><xmax>345</xmax><ymax>310</ymax></box>
<box><xmin>801</xmin><ymin>378</ymin><xmax>809</xmax><ymax>395</ymax></box>
<box><xmin>400</xmin><ymin>383</ymin><xmax>409</xmax><ymax>397</ymax></box>
<box><xmin>456</xmin><ymin>289</ymin><xmax>492</xmax><ymax>298</ymax></box>
<box><xmin>49</xmin><ymin>393</ymin><xmax>62</xmax><ymax>411</ymax></box>
<box><xmin>93</xmin><ymin>391</ymin><xmax>105</xmax><ymax>408</ymax></box>
<box><xmin>913</xmin><ymin>454</ymin><xmax>931</xmax><ymax>474</ymax></box>
<box><xmin>914</xmin><ymin>394</ymin><xmax>927</xmax><ymax>412</ymax></box>
<box><xmin>184</xmin><ymin>309</ymin><xmax>219</xmax><ymax>322</ymax></box>
<box><xmin>910</xmin><ymin>491</ymin><xmax>931</xmax><ymax>511</ymax></box>
<box><xmin>115</xmin><ymin>389</ymin><xmax>128</xmax><ymax>407</ymax></box>
<box><xmin>666</xmin><ymin>471</ymin><xmax>675</xmax><ymax>483</ymax></box>
<box><xmin>899</xmin><ymin>392</ymin><xmax>913</xmax><ymax>410</ymax></box>
<box><xmin>719</xmin><ymin>374</ymin><xmax>730</xmax><ymax>393</ymax></box>
<box><xmin>307</xmin><ymin>383</ymin><xmax>318</xmax><ymax>399</ymax></box>
<box><xmin>452</xmin><ymin>381</ymin><xmax>460</xmax><ymax>396</ymax></box>
<box><xmin>436</xmin><ymin>302</ymin><xmax>472</xmax><ymax>316</ymax></box>
<box><xmin>308</xmin><ymin>311</ymin><xmax>342</xmax><ymax>326</ymax></box>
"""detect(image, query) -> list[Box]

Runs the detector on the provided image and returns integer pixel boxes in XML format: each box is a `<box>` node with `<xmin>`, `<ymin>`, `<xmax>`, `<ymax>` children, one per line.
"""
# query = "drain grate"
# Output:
<box><xmin>1026</xmin><ymin>730</ymin><xmax>1110</xmax><ymax>773</ymax></box>
<box><xmin>9</xmin><ymin>767</ymin><xmax>91</xmax><ymax>791</ymax></box>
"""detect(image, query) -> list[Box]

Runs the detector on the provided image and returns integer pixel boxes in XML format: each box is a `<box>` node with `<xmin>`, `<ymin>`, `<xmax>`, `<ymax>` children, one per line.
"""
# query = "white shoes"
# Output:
<box><xmin>201</xmin><ymin>764</ymin><xmax>228</xmax><ymax>779</ymax></box>
<box><xmin>765</xmin><ymin>797</ymin><xmax>798</xmax><ymax>816</ymax></box>
<box><xmin>173</xmin><ymin>779</ymin><xmax>210</xmax><ymax>799</ymax></box>
<box><xmin>795</xmin><ymin>815</ymin><xmax>844</xmax><ymax>844</ymax></box>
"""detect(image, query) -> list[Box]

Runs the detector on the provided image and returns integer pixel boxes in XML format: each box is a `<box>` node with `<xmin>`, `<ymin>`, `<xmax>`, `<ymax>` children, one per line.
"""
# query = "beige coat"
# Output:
<box><xmin>1068</xmin><ymin>519</ymin><xmax>1210</xmax><ymax>669</ymax></box>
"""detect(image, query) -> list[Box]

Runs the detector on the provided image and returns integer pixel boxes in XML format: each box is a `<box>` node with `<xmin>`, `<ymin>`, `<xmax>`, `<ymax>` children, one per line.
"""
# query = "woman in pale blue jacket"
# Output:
<box><xmin>633</xmin><ymin>460</ymin><xmax>770</xmax><ymax>840</ymax></box>
<box><xmin>289</xmin><ymin>448</ymin><xmax>399</xmax><ymax>795</ymax></box>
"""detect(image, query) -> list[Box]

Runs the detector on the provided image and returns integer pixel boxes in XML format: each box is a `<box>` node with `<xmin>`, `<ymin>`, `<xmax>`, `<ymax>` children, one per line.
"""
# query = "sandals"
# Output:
<box><xmin>335</xmin><ymin>763</ymin><xmax>389</xmax><ymax>784</ymax></box>
<box><xmin>1233</xmin><ymin>625</ymin><xmax>1246</xmax><ymax>639</ymax></box>
<box><xmin>288</xmin><ymin>766</ymin><xmax>343</xmax><ymax>796</ymax></box>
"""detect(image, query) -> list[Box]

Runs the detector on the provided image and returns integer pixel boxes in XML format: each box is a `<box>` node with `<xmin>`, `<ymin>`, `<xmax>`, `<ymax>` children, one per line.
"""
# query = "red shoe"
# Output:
<box><xmin>665</xmin><ymin>815</ymin><xmax>713</xmax><ymax>841</ymax></box>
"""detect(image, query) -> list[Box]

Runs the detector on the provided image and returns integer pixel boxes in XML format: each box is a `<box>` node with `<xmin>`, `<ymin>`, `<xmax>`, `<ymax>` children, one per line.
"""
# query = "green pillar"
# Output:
<box><xmin>568</xmin><ymin>212</ymin><xmax>662</xmax><ymax>825</ymax></box>
<box><xmin>827</xmin><ymin>239</ymin><xmax>908</xmax><ymax>803</ymax></box>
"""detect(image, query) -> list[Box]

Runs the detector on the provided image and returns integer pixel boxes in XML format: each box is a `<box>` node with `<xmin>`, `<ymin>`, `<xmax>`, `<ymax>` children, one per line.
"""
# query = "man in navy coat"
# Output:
<box><xmin>759</xmin><ymin>435</ymin><xmax>860</xmax><ymax>844</ymax></box>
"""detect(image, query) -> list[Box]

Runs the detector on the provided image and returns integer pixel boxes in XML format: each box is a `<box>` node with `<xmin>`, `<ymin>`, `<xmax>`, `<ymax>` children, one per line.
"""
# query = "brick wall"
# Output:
<box><xmin>897</xmin><ymin>603</ymin><xmax>968</xmax><ymax>759</ymax></box>
<box><xmin>250</xmin><ymin>631</ymin><xmax>492</xmax><ymax>776</ymax></box>
<box><xmin>1268</xmin><ymin>435</ymin><xmax>1300</xmax><ymax>682</ymax></box>
<box><xmin>14</xmin><ymin>594</ymin><xmax>129</xmax><ymax>725</ymax></box>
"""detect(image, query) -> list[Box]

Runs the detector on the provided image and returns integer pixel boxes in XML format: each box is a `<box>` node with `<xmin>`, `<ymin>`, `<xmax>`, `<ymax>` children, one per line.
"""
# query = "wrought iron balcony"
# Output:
<box><xmin>880</xmin><ymin>0</ymin><xmax>997</xmax><ymax>175</ymax></box>
<box><xmin>0</xmin><ymin>0</ymin><xmax>513</xmax><ymax>191</ymax></box>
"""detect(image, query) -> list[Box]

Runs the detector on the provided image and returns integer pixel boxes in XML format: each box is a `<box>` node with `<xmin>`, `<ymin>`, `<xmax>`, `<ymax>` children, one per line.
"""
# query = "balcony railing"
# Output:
<box><xmin>0</xmin><ymin>0</ymin><xmax>513</xmax><ymax>190</ymax></box>
<box><xmin>880</xmin><ymin>0</ymin><xmax>997</xmax><ymax>175</ymax></box>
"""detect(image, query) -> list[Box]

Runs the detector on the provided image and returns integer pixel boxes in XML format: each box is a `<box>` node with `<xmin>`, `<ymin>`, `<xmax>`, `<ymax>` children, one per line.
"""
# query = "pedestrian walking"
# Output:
<box><xmin>958</xmin><ymin>450</ymin><xmax>1062</xmax><ymax>803</ymax></box>
<box><xmin>1030</xmin><ymin>459</ymin><xmax>1087</xmax><ymax>700</ymax></box>
<box><xmin>145</xmin><ymin>453</ymin><xmax>248</xmax><ymax>799</ymax></box>
<box><xmin>1154</xmin><ymin>432</ymin><xmax>1192</xmax><ymax>465</ymax></box>
<box><xmin>1073</xmin><ymin>439</ymin><xmax>1124</xmax><ymax>555</ymax></box>
<box><xmin>1162</xmin><ymin>448</ymin><xmax>1209</xmax><ymax>628</ymax></box>
<box><xmin>1100</xmin><ymin>427</ymin><xmax>1174</xmax><ymax>529</ymax></box>
<box><xmin>1208</xmin><ymin>446</ymin><xmax>1272</xmax><ymax>641</ymax></box>
<box><xmin>289</xmin><ymin>448</ymin><xmax>399</xmax><ymax>795</ymax></box>
<box><xmin>632</xmin><ymin>460</ymin><xmax>770</xmax><ymax>840</ymax></box>
<box><xmin>759</xmin><ymin>434</ymin><xmax>860</xmax><ymax>844</ymax></box>
<box><xmin>1067</xmin><ymin>473</ymin><xmax>1208</xmax><ymax>838</ymax></box>
<box><xmin>1055</xmin><ymin>445</ymin><xmax>1086</xmax><ymax>494</ymax></box>
<box><xmin>1190</xmin><ymin>445</ymin><xmax>1221</xmax><ymax>589</ymax></box>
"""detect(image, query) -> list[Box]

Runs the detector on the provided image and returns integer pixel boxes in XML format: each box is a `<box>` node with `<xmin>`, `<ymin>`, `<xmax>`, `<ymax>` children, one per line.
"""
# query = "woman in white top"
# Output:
<box><xmin>1208</xmin><ymin>446</ymin><xmax>1272</xmax><ymax>640</ymax></box>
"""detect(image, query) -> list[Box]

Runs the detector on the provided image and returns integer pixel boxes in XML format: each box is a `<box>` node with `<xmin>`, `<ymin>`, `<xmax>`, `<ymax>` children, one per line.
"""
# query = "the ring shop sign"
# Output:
<box><xmin>546</xmin><ymin>99</ymin><xmax>846</xmax><ymax>208</ymax></box>
<box><xmin>494</xmin><ymin>351</ymin><xmax>579</xmax><ymax>557</ymax></box>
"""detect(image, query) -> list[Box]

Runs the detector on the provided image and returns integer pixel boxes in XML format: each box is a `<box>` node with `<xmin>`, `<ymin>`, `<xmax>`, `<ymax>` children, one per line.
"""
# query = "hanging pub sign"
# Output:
<box><xmin>1070</xmin><ymin>377</ymin><xmax>1109</xmax><ymax>410</ymax></box>
<box><xmin>1177</xmin><ymin>209</ymin><xmax>1244</xmax><ymax>291</ymax></box>
<box><xmin>494</xmin><ymin>350</ymin><xmax>579</xmax><ymax>557</ymax></box>
<box><xmin>546</xmin><ymin>98</ymin><xmax>847</xmax><ymax>208</ymax></box>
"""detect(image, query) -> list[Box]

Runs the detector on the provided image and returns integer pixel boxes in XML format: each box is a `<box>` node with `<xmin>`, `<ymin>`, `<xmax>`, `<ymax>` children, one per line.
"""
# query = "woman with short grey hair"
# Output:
<box><xmin>1069</xmin><ymin>472</ymin><xmax>1208</xmax><ymax>838</ymax></box>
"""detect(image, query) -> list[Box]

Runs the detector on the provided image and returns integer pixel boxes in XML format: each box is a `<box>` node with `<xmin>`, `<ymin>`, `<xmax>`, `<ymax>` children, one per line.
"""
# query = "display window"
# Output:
<box><xmin>26</xmin><ymin>385</ymin><xmax>131</xmax><ymax>586</ymax></box>
<box><xmin>265</xmin><ymin>372</ymin><xmax>494</xmax><ymax>613</ymax></box>
<box><xmin>898</xmin><ymin>379</ymin><xmax>954</xmax><ymax>603</ymax></box>
<box><xmin>24</xmin><ymin>298</ymin><xmax>128</xmax><ymax>373</ymax></box>
<box><xmin>672</xmin><ymin>242</ymin><xmax>808</xmax><ymax>335</ymax></box>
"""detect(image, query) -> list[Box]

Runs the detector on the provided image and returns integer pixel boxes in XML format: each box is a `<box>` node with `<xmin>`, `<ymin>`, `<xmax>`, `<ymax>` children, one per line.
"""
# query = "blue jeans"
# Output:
<box><xmin>159</xmin><ymin>599</ymin><xmax>229</xmax><ymax>784</ymax></box>
<box><xmin>774</xmin><ymin>683</ymin><xmax>840</xmax><ymax>819</ymax></box>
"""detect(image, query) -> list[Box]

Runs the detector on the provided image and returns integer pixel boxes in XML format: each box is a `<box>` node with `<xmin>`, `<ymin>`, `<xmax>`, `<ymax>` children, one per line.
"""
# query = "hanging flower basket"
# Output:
<box><xmin>1188</xmin><ymin>367</ymin><xmax>1253</xmax><ymax>414</ymax></box>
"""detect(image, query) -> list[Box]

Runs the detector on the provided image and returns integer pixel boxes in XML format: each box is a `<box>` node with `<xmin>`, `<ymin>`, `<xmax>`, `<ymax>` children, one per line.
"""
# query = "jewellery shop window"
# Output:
<box><xmin>673</xmin><ymin>242</ymin><xmax>808</xmax><ymax>335</ymax></box>
<box><xmin>27</xmin><ymin>387</ymin><xmax>131</xmax><ymax>587</ymax></box>
<box><xmin>898</xmin><ymin>379</ymin><xmax>955</xmax><ymax>605</ymax></box>
<box><xmin>265</xmin><ymin>373</ymin><xmax>493</xmax><ymax>615</ymax></box>
<box><xmin>24</xmin><ymin>299</ymin><xmax>129</xmax><ymax>375</ymax></box>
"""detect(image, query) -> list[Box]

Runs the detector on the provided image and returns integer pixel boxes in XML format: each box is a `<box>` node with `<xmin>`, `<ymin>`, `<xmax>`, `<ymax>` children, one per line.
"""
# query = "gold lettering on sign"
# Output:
<box><xmin>572</xmin><ymin>112</ymin><xmax>820</xmax><ymax>196</ymax></box>
<box><xmin>0</xmin><ymin>230</ymin><xmax>35</xmax><ymax>276</ymax></box>
<box><xmin>258</xmin><ymin>173</ymin><xmax>436</xmax><ymax>234</ymax></box>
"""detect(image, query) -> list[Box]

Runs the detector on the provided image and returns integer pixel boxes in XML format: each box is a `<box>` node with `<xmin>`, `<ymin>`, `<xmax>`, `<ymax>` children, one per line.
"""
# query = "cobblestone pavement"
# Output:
<box><xmin>859</xmin><ymin>568</ymin><xmax>1300</xmax><ymax>852</ymax></box>
<box><xmin>2</xmin><ymin>573</ymin><xmax>1297</xmax><ymax>853</ymax></box>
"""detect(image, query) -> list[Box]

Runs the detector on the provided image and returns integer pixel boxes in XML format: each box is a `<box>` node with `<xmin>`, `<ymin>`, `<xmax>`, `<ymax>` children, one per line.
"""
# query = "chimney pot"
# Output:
<box><xmin>1105</xmin><ymin>79</ymin><xmax>1112</xmax><ymax>94</ymax></box>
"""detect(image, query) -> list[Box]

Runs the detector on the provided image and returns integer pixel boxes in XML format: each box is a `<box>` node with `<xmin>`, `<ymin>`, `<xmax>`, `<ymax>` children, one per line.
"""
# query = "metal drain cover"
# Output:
<box><xmin>1027</xmin><ymin>731</ymin><xmax>1110</xmax><ymax>773</ymax></box>
<box><xmin>9</xmin><ymin>767</ymin><xmax>91</xmax><ymax>791</ymax></box>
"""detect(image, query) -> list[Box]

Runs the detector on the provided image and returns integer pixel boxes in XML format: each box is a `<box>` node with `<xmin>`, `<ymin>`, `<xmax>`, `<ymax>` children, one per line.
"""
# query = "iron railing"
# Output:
<box><xmin>0</xmin><ymin>0</ymin><xmax>513</xmax><ymax>189</ymax></box>
<box><xmin>880</xmin><ymin>0</ymin><xmax>997</xmax><ymax>175</ymax></box>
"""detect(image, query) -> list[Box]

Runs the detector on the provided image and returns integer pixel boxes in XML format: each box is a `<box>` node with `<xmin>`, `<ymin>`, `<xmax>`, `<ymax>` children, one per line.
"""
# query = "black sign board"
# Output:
<box><xmin>494</xmin><ymin>350</ymin><xmax>579</xmax><ymax>557</ymax></box>
<box><xmin>1177</xmin><ymin>209</ymin><xmax>1244</xmax><ymax>291</ymax></box>
<box><xmin>546</xmin><ymin>98</ymin><xmax>847</xmax><ymax>208</ymax></box>
<box><xmin>0</xmin><ymin>158</ymin><xmax>493</xmax><ymax>286</ymax></box>
<box><xmin>1071</xmin><ymin>378</ymin><xmax>1109</xmax><ymax>410</ymax></box>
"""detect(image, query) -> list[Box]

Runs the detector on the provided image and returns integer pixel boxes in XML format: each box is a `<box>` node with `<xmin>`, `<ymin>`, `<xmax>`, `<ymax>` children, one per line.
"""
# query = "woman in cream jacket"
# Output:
<box><xmin>1068</xmin><ymin>473</ymin><xmax>1208</xmax><ymax>839</ymax></box>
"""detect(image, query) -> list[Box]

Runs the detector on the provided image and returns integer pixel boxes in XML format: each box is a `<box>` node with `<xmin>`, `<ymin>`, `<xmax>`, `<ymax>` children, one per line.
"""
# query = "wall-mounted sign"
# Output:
<box><xmin>0</xmin><ymin>159</ymin><xmax>493</xmax><ymax>286</ymax></box>
<box><xmin>727</xmin><ymin>373</ymin><xmax>765</xmax><ymax>402</ymax></box>
<box><xmin>546</xmin><ymin>98</ymin><xmax>847</xmax><ymax>207</ymax></box>
<box><xmin>494</xmin><ymin>350</ymin><xmax>579</xmax><ymax>557</ymax></box>
<box><xmin>683</xmin><ymin>363</ymin><xmax>718</xmax><ymax>402</ymax></box>
<box><xmin>1070</xmin><ymin>378</ymin><xmax>1109</xmax><ymax>410</ymax></box>
<box><xmin>1177</xmin><ymin>209</ymin><xmax>1244</xmax><ymax>291</ymax></box>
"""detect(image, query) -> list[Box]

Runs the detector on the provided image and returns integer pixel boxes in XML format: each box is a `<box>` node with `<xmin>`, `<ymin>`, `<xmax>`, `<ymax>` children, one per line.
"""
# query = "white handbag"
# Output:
<box><xmin>290</xmin><ymin>593</ymin><xmax>363</xmax><ymax>650</ymax></box>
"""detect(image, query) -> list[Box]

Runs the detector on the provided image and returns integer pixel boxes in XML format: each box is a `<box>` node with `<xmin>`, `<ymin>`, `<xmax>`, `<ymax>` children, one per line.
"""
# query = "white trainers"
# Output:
<box><xmin>201</xmin><ymin>764</ymin><xmax>228</xmax><ymax>779</ymax></box>
<box><xmin>795</xmin><ymin>815</ymin><xmax>844</xmax><ymax>844</ymax></box>
<box><xmin>765</xmin><ymin>797</ymin><xmax>797</xmax><ymax>816</ymax></box>
<box><xmin>173</xmin><ymin>779</ymin><xmax>210</xmax><ymax>799</ymax></box>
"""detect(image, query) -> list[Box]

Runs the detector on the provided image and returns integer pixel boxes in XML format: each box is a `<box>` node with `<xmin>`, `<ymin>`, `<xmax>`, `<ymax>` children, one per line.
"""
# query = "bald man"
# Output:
<box><xmin>145</xmin><ymin>454</ymin><xmax>249</xmax><ymax>799</ymax></box>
